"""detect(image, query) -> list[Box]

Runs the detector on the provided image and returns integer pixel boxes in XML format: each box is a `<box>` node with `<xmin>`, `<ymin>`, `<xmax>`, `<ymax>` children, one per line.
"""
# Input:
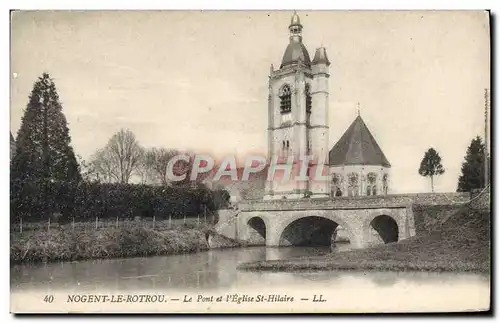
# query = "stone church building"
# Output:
<box><xmin>329</xmin><ymin>115</ymin><xmax>391</xmax><ymax>198</ymax></box>
<box><xmin>204</xmin><ymin>12</ymin><xmax>391</xmax><ymax>202</ymax></box>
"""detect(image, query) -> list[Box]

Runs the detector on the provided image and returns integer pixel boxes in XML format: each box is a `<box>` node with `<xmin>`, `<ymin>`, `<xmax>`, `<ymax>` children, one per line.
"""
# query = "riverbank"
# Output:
<box><xmin>10</xmin><ymin>224</ymin><xmax>242</xmax><ymax>264</ymax></box>
<box><xmin>239</xmin><ymin>207</ymin><xmax>490</xmax><ymax>273</ymax></box>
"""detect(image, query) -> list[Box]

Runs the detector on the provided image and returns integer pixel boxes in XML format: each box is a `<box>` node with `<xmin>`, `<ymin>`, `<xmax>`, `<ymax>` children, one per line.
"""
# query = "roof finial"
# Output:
<box><xmin>290</xmin><ymin>10</ymin><xmax>302</xmax><ymax>28</ymax></box>
<box><xmin>357</xmin><ymin>102</ymin><xmax>361</xmax><ymax>117</ymax></box>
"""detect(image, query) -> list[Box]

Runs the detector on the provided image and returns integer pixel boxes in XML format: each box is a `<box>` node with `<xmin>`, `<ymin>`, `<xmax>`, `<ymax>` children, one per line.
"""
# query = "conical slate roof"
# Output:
<box><xmin>329</xmin><ymin>116</ymin><xmax>391</xmax><ymax>167</ymax></box>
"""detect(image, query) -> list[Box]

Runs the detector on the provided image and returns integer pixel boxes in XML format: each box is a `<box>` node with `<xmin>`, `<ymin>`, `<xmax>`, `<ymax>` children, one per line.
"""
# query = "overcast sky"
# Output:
<box><xmin>10</xmin><ymin>10</ymin><xmax>489</xmax><ymax>193</ymax></box>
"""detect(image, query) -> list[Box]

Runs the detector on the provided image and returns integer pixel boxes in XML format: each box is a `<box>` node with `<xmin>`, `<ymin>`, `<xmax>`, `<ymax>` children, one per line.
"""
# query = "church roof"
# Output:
<box><xmin>280</xmin><ymin>42</ymin><xmax>311</xmax><ymax>69</ymax></box>
<box><xmin>329</xmin><ymin>116</ymin><xmax>391</xmax><ymax>167</ymax></box>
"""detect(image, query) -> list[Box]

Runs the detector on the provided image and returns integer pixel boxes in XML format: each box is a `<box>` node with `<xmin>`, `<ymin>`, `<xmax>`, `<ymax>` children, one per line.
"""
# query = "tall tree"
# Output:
<box><xmin>91</xmin><ymin>129</ymin><xmax>142</xmax><ymax>183</ymax></box>
<box><xmin>142</xmin><ymin>147</ymin><xmax>179</xmax><ymax>185</ymax></box>
<box><xmin>136</xmin><ymin>151</ymin><xmax>156</xmax><ymax>185</ymax></box>
<box><xmin>77</xmin><ymin>154</ymin><xmax>98</xmax><ymax>183</ymax></box>
<box><xmin>457</xmin><ymin>136</ymin><xmax>488</xmax><ymax>192</ymax></box>
<box><xmin>418</xmin><ymin>147</ymin><xmax>445</xmax><ymax>193</ymax></box>
<box><xmin>90</xmin><ymin>148</ymin><xmax>115</xmax><ymax>183</ymax></box>
<box><xmin>11</xmin><ymin>73</ymin><xmax>81</xmax><ymax>220</ymax></box>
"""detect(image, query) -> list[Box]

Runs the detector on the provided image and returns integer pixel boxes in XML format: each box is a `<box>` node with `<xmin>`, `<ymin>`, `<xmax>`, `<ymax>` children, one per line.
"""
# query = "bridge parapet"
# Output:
<box><xmin>239</xmin><ymin>192</ymin><xmax>470</xmax><ymax>212</ymax></box>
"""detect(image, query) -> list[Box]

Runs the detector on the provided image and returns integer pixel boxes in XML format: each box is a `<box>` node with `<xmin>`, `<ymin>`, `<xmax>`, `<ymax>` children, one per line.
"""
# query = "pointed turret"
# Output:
<box><xmin>312</xmin><ymin>47</ymin><xmax>330</xmax><ymax>66</ymax></box>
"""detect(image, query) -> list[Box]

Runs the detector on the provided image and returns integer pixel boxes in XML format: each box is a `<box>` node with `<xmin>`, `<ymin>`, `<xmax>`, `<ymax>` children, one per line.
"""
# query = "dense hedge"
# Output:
<box><xmin>10</xmin><ymin>180</ymin><xmax>230</xmax><ymax>223</ymax></box>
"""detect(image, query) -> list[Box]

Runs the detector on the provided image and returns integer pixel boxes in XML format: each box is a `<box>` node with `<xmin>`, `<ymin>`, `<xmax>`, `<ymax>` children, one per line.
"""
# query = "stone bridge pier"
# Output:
<box><xmin>236</xmin><ymin>207</ymin><xmax>414</xmax><ymax>249</ymax></box>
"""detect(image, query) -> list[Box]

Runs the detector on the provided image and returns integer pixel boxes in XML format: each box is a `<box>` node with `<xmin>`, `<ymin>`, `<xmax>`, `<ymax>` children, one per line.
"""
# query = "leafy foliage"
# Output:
<box><xmin>418</xmin><ymin>148</ymin><xmax>445</xmax><ymax>192</ymax></box>
<box><xmin>457</xmin><ymin>136</ymin><xmax>489</xmax><ymax>192</ymax></box>
<box><xmin>11</xmin><ymin>73</ymin><xmax>81</xmax><ymax>221</ymax></box>
<box><xmin>11</xmin><ymin>180</ymin><xmax>230</xmax><ymax>223</ymax></box>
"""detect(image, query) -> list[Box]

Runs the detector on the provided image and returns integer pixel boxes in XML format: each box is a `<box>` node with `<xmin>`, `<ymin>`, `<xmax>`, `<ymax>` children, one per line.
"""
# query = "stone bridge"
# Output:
<box><xmin>216</xmin><ymin>193</ymin><xmax>470</xmax><ymax>249</ymax></box>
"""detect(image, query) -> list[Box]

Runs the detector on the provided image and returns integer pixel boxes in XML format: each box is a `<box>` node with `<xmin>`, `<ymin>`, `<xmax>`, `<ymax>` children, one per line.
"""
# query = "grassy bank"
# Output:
<box><xmin>11</xmin><ymin>224</ymin><xmax>240</xmax><ymax>264</ymax></box>
<box><xmin>239</xmin><ymin>207</ymin><xmax>490</xmax><ymax>273</ymax></box>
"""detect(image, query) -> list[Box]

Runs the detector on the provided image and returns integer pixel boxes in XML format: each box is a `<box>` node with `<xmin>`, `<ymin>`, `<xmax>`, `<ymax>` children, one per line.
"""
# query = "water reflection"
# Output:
<box><xmin>10</xmin><ymin>246</ymin><xmax>489</xmax><ymax>295</ymax></box>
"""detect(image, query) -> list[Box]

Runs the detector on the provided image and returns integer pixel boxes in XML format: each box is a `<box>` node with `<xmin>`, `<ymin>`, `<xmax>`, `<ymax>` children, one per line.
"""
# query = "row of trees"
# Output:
<box><xmin>418</xmin><ymin>136</ymin><xmax>489</xmax><ymax>193</ymax></box>
<box><xmin>87</xmin><ymin>132</ymin><xmax>200</xmax><ymax>186</ymax></box>
<box><xmin>10</xmin><ymin>73</ymin><xmax>229</xmax><ymax>223</ymax></box>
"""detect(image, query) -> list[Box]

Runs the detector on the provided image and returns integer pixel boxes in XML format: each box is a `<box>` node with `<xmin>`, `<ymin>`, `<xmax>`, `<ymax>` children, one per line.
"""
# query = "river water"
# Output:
<box><xmin>10</xmin><ymin>245</ymin><xmax>490</xmax><ymax>312</ymax></box>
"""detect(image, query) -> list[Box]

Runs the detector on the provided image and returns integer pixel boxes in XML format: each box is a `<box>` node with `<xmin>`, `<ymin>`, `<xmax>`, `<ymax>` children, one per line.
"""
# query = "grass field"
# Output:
<box><xmin>238</xmin><ymin>206</ymin><xmax>490</xmax><ymax>273</ymax></box>
<box><xmin>10</xmin><ymin>219</ymin><xmax>238</xmax><ymax>264</ymax></box>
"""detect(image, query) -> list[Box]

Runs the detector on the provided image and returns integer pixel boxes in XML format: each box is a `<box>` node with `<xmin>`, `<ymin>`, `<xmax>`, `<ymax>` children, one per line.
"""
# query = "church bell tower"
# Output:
<box><xmin>264</xmin><ymin>12</ymin><xmax>331</xmax><ymax>200</ymax></box>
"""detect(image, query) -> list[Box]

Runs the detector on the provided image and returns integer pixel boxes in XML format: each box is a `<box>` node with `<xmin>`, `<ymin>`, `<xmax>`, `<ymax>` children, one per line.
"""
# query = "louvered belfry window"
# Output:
<box><xmin>305</xmin><ymin>83</ymin><xmax>312</xmax><ymax>114</ymax></box>
<box><xmin>280</xmin><ymin>85</ymin><xmax>291</xmax><ymax>114</ymax></box>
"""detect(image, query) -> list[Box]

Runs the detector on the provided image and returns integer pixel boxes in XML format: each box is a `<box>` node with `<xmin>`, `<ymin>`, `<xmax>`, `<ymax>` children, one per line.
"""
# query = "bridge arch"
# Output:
<box><xmin>280</xmin><ymin>216</ymin><xmax>338</xmax><ymax>246</ymax></box>
<box><xmin>246</xmin><ymin>216</ymin><xmax>267</xmax><ymax>245</ymax></box>
<box><xmin>363</xmin><ymin>213</ymin><xmax>400</xmax><ymax>244</ymax></box>
<box><xmin>276</xmin><ymin>213</ymin><xmax>357</xmax><ymax>247</ymax></box>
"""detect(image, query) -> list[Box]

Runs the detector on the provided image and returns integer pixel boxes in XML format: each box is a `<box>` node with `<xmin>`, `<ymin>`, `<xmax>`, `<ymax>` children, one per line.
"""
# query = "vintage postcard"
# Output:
<box><xmin>9</xmin><ymin>10</ymin><xmax>491</xmax><ymax>314</ymax></box>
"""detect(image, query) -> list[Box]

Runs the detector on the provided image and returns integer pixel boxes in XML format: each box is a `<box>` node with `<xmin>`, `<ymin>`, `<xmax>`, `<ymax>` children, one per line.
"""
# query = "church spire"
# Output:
<box><xmin>280</xmin><ymin>11</ymin><xmax>311</xmax><ymax>68</ymax></box>
<box><xmin>289</xmin><ymin>11</ymin><xmax>303</xmax><ymax>43</ymax></box>
<box><xmin>357</xmin><ymin>102</ymin><xmax>361</xmax><ymax>117</ymax></box>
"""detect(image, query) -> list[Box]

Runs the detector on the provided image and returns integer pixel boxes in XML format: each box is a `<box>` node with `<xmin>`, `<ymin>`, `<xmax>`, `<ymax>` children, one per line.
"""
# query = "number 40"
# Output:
<box><xmin>43</xmin><ymin>295</ymin><xmax>54</xmax><ymax>303</ymax></box>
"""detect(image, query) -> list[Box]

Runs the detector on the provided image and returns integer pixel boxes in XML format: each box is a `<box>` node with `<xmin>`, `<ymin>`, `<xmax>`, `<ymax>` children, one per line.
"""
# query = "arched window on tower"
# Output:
<box><xmin>347</xmin><ymin>173</ymin><xmax>359</xmax><ymax>197</ymax></box>
<box><xmin>282</xmin><ymin>139</ymin><xmax>291</xmax><ymax>158</ymax></box>
<box><xmin>280</xmin><ymin>85</ymin><xmax>292</xmax><ymax>114</ymax></box>
<box><xmin>367</xmin><ymin>172</ymin><xmax>377</xmax><ymax>196</ymax></box>
<box><xmin>305</xmin><ymin>83</ymin><xmax>312</xmax><ymax>114</ymax></box>
<box><xmin>383</xmin><ymin>174</ymin><xmax>388</xmax><ymax>195</ymax></box>
<box><xmin>332</xmin><ymin>173</ymin><xmax>343</xmax><ymax>197</ymax></box>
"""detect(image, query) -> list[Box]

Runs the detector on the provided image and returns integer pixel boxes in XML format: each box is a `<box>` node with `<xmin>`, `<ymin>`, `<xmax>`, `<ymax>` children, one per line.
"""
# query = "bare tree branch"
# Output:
<box><xmin>90</xmin><ymin>129</ymin><xmax>142</xmax><ymax>184</ymax></box>
<box><xmin>143</xmin><ymin>147</ymin><xmax>179</xmax><ymax>185</ymax></box>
